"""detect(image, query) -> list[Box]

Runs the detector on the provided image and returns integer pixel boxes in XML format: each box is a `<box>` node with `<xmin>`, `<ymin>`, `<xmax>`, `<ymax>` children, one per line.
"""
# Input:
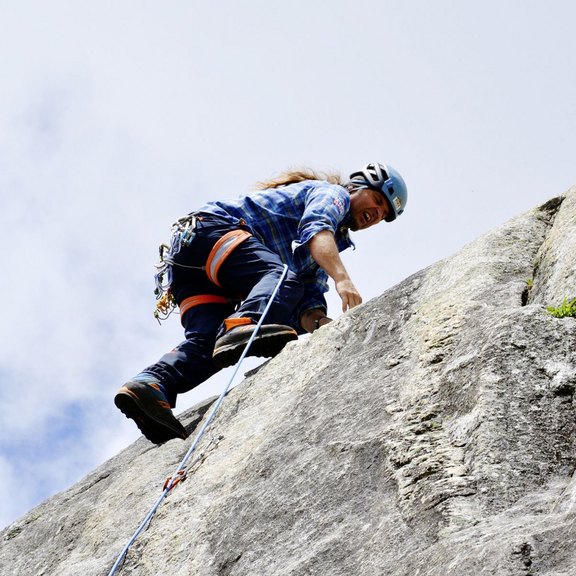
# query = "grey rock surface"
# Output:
<box><xmin>2</xmin><ymin>188</ymin><xmax>576</xmax><ymax>576</ymax></box>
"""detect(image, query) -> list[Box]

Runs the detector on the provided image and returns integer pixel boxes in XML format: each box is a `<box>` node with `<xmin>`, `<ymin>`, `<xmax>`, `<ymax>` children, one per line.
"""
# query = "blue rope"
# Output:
<box><xmin>107</xmin><ymin>264</ymin><xmax>289</xmax><ymax>575</ymax></box>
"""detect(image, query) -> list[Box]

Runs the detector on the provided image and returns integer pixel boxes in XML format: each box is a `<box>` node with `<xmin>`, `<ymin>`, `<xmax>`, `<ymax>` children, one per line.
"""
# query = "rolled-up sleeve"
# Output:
<box><xmin>297</xmin><ymin>184</ymin><xmax>350</xmax><ymax>245</ymax></box>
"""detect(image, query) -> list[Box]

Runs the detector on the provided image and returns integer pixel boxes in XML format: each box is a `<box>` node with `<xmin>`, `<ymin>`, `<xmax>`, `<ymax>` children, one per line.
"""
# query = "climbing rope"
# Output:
<box><xmin>107</xmin><ymin>264</ymin><xmax>289</xmax><ymax>576</ymax></box>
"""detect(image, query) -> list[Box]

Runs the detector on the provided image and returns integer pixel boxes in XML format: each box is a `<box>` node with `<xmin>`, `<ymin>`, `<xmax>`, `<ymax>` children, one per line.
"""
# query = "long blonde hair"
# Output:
<box><xmin>254</xmin><ymin>168</ymin><xmax>344</xmax><ymax>190</ymax></box>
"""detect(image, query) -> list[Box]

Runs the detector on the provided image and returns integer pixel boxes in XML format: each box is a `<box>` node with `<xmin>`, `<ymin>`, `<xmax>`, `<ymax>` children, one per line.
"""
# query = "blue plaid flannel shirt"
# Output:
<box><xmin>197</xmin><ymin>180</ymin><xmax>355</xmax><ymax>322</ymax></box>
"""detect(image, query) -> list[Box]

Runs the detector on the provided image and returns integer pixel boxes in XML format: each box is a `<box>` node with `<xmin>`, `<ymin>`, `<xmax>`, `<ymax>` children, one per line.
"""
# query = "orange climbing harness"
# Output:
<box><xmin>153</xmin><ymin>215</ymin><xmax>251</xmax><ymax>322</ymax></box>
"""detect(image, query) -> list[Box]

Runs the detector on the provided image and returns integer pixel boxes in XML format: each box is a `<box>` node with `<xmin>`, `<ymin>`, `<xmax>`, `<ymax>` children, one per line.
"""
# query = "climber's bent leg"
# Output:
<box><xmin>115</xmin><ymin>301</ymin><xmax>233</xmax><ymax>443</ymax></box>
<box><xmin>211</xmin><ymin>241</ymin><xmax>303</xmax><ymax>367</ymax></box>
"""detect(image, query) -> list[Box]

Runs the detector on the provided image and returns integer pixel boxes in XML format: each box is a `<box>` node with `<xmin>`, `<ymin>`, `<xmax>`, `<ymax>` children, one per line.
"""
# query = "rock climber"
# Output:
<box><xmin>114</xmin><ymin>162</ymin><xmax>408</xmax><ymax>443</ymax></box>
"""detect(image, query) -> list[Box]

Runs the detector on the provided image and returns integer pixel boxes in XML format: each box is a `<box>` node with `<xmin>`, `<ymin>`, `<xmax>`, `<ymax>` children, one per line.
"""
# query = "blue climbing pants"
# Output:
<box><xmin>138</xmin><ymin>216</ymin><xmax>304</xmax><ymax>405</ymax></box>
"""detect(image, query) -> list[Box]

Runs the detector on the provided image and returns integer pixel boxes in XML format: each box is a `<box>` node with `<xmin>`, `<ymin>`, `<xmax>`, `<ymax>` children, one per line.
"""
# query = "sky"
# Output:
<box><xmin>1</xmin><ymin>1</ymin><xmax>576</xmax><ymax>529</ymax></box>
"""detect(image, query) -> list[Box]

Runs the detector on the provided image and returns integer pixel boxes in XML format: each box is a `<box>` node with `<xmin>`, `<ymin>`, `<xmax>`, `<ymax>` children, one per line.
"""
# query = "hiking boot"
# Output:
<box><xmin>114</xmin><ymin>380</ymin><xmax>188</xmax><ymax>444</ymax></box>
<box><xmin>212</xmin><ymin>323</ymin><xmax>298</xmax><ymax>368</ymax></box>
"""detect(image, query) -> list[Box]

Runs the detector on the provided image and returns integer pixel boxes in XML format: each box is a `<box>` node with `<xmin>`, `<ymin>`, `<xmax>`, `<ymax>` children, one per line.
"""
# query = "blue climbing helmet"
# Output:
<box><xmin>348</xmin><ymin>163</ymin><xmax>408</xmax><ymax>222</ymax></box>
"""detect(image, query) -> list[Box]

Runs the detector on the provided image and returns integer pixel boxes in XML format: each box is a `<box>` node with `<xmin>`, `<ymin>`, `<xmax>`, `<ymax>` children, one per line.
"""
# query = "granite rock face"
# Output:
<box><xmin>2</xmin><ymin>188</ymin><xmax>576</xmax><ymax>576</ymax></box>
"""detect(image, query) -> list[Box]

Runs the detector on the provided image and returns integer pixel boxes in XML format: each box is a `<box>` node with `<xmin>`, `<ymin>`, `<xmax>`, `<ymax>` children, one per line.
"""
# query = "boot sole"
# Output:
<box><xmin>114</xmin><ymin>388</ymin><xmax>188</xmax><ymax>444</ymax></box>
<box><xmin>213</xmin><ymin>331</ymin><xmax>297</xmax><ymax>369</ymax></box>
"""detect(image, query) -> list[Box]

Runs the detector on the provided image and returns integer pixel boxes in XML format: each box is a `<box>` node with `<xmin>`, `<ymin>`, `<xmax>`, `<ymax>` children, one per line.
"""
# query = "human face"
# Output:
<box><xmin>348</xmin><ymin>187</ymin><xmax>390</xmax><ymax>231</ymax></box>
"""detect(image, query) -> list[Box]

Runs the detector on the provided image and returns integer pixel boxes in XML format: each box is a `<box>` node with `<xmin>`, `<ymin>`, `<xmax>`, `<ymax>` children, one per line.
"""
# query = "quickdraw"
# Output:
<box><xmin>162</xmin><ymin>435</ymin><xmax>222</xmax><ymax>492</ymax></box>
<box><xmin>163</xmin><ymin>469</ymin><xmax>186</xmax><ymax>492</ymax></box>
